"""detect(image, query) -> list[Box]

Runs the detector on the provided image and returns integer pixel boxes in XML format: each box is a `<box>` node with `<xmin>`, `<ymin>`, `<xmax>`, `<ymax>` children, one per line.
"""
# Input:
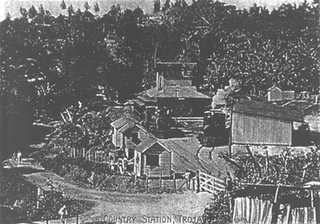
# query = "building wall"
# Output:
<box><xmin>134</xmin><ymin>151</ymin><xmax>142</xmax><ymax>177</ymax></box>
<box><xmin>231</xmin><ymin>113</ymin><xmax>292</xmax><ymax>145</ymax></box>
<box><xmin>142</xmin><ymin>143</ymin><xmax>171</xmax><ymax>177</ymax></box>
<box><xmin>157</xmin><ymin>98</ymin><xmax>209</xmax><ymax>117</ymax></box>
<box><xmin>123</xmin><ymin>127</ymin><xmax>149</xmax><ymax>156</ymax></box>
<box><xmin>164</xmin><ymin>79</ymin><xmax>192</xmax><ymax>86</ymax></box>
<box><xmin>112</xmin><ymin>127</ymin><xmax>122</xmax><ymax>148</ymax></box>
<box><xmin>268</xmin><ymin>87</ymin><xmax>282</xmax><ymax>102</ymax></box>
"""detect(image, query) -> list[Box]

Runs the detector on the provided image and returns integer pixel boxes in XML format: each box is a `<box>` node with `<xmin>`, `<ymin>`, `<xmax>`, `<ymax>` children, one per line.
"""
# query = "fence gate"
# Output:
<box><xmin>197</xmin><ymin>170</ymin><xmax>225</xmax><ymax>194</ymax></box>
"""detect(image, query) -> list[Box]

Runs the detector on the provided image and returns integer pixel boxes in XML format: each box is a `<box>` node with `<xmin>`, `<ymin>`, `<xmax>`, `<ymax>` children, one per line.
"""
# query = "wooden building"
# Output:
<box><xmin>231</xmin><ymin>99</ymin><xmax>304</xmax><ymax>146</ymax></box>
<box><xmin>134</xmin><ymin>137</ymin><xmax>171</xmax><ymax>177</ymax></box>
<box><xmin>267</xmin><ymin>85</ymin><xmax>295</xmax><ymax>102</ymax></box>
<box><xmin>119</xmin><ymin>121</ymin><xmax>149</xmax><ymax>159</ymax></box>
<box><xmin>267</xmin><ymin>85</ymin><xmax>282</xmax><ymax>102</ymax></box>
<box><xmin>111</xmin><ymin>117</ymin><xmax>219</xmax><ymax>178</ymax></box>
<box><xmin>110</xmin><ymin>117</ymin><xmax>134</xmax><ymax>149</ymax></box>
<box><xmin>137</xmin><ymin>62</ymin><xmax>211</xmax><ymax>117</ymax></box>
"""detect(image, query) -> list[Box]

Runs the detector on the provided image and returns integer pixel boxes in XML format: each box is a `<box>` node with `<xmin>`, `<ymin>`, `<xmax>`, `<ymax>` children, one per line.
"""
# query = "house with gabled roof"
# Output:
<box><xmin>111</xmin><ymin>116</ymin><xmax>222</xmax><ymax>178</ymax></box>
<box><xmin>137</xmin><ymin>62</ymin><xmax>211</xmax><ymax>118</ymax></box>
<box><xmin>134</xmin><ymin>136</ymin><xmax>171</xmax><ymax>177</ymax></box>
<box><xmin>111</xmin><ymin>117</ymin><xmax>171</xmax><ymax>177</ymax></box>
<box><xmin>119</xmin><ymin>121</ymin><xmax>150</xmax><ymax>160</ymax></box>
<box><xmin>267</xmin><ymin>85</ymin><xmax>295</xmax><ymax>102</ymax></box>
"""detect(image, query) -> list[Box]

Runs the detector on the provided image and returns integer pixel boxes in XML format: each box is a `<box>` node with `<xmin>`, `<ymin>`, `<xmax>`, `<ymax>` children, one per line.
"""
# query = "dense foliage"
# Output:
<box><xmin>201</xmin><ymin>145</ymin><xmax>320</xmax><ymax>224</ymax></box>
<box><xmin>1</xmin><ymin>0</ymin><xmax>319</xmax><ymax>156</ymax></box>
<box><xmin>221</xmin><ymin>145</ymin><xmax>320</xmax><ymax>185</ymax></box>
<box><xmin>202</xmin><ymin>191</ymin><xmax>232</xmax><ymax>224</ymax></box>
<box><xmin>0</xmin><ymin>169</ymin><xmax>88</xmax><ymax>222</ymax></box>
<box><xmin>33</xmin><ymin>151</ymin><xmax>148</xmax><ymax>192</ymax></box>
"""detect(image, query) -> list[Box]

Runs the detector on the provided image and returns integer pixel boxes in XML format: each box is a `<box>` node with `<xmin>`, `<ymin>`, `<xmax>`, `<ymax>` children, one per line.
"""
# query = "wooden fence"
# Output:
<box><xmin>69</xmin><ymin>147</ymin><xmax>111</xmax><ymax>164</ymax></box>
<box><xmin>143</xmin><ymin>171</ymin><xmax>226</xmax><ymax>194</ymax></box>
<box><xmin>197</xmin><ymin>170</ymin><xmax>225</xmax><ymax>194</ymax></box>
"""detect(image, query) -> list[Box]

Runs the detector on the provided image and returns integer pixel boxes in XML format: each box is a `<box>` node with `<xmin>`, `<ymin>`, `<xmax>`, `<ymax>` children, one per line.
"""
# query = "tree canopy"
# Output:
<box><xmin>1</xmin><ymin>0</ymin><xmax>319</xmax><ymax>158</ymax></box>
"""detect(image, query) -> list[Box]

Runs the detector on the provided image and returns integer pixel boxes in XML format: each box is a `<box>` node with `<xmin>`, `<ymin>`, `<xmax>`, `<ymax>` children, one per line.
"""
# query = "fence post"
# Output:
<box><xmin>192</xmin><ymin>178</ymin><xmax>195</xmax><ymax>191</ymax></box>
<box><xmin>196</xmin><ymin>170</ymin><xmax>200</xmax><ymax>193</ymax></box>
<box><xmin>76</xmin><ymin>214</ymin><xmax>79</xmax><ymax>224</ymax></box>
<box><xmin>146</xmin><ymin>173</ymin><xmax>149</xmax><ymax>190</ymax></box>
<box><xmin>160</xmin><ymin>172</ymin><xmax>162</xmax><ymax>188</ymax></box>
<box><xmin>173</xmin><ymin>173</ymin><xmax>176</xmax><ymax>191</ymax></box>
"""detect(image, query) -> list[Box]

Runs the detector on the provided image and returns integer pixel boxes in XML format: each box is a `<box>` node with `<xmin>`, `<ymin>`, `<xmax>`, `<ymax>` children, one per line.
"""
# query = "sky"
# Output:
<box><xmin>0</xmin><ymin>0</ymin><xmax>314</xmax><ymax>21</ymax></box>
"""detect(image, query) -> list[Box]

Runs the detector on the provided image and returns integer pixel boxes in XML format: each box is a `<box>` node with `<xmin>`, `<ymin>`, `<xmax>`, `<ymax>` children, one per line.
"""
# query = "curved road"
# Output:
<box><xmin>6</xmin><ymin>158</ymin><xmax>212</xmax><ymax>224</ymax></box>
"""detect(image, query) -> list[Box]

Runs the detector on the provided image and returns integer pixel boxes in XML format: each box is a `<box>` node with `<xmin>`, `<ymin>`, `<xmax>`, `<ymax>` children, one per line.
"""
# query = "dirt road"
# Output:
<box><xmin>8</xmin><ymin>158</ymin><xmax>212</xmax><ymax>224</ymax></box>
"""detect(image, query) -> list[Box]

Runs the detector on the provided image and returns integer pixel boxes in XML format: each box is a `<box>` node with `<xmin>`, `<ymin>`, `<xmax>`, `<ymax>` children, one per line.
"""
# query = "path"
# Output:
<box><xmin>5</xmin><ymin>158</ymin><xmax>212</xmax><ymax>224</ymax></box>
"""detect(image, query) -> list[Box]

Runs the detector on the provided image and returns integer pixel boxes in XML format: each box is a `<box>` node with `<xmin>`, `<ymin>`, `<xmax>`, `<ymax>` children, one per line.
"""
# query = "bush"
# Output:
<box><xmin>37</xmin><ymin>153</ymin><xmax>146</xmax><ymax>192</ymax></box>
<box><xmin>201</xmin><ymin>191</ymin><xmax>232</xmax><ymax>224</ymax></box>
<box><xmin>1</xmin><ymin>169</ymin><xmax>89</xmax><ymax>222</ymax></box>
<box><xmin>1</xmin><ymin>170</ymin><xmax>36</xmax><ymax>222</ymax></box>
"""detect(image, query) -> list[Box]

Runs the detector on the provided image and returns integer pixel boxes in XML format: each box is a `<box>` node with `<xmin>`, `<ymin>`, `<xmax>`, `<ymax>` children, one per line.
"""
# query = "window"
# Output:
<box><xmin>132</xmin><ymin>132</ymin><xmax>141</xmax><ymax>144</ymax></box>
<box><xmin>146</xmin><ymin>154</ymin><xmax>159</xmax><ymax>166</ymax></box>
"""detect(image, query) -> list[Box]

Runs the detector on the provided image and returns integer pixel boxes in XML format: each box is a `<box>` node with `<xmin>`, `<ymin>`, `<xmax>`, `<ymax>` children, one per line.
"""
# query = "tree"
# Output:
<box><xmin>67</xmin><ymin>4</ymin><xmax>74</xmax><ymax>16</ymax></box>
<box><xmin>162</xmin><ymin>0</ymin><xmax>171</xmax><ymax>12</ymax></box>
<box><xmin>84</xmin><ymin>2</ymin><xmax>90</xmax><ymax>11</ymax></box>
<box><xmin>154</xmin><ymin>0</ymin><xmax>161</xmax><ymax>13</ymax></box>
<box><xmin>60</xmin><ymin>0</ymin><xmax>66</xmax><ymax>10</ymax></box>
<box><xmin>94</xmin><ymin>3</ymin><xmax>100</xmax><ymax>13</ymax></box>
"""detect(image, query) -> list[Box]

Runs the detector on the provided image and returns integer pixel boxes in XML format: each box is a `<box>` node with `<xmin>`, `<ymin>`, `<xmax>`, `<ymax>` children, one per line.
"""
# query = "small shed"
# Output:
<box><xmin>231</xmin><ymin>99</ymin><xmax>304</xmax><ymax>146</ymax></box>
<box><xmin>134</xmin><ymin>137</ymin><xmax>171</xmax><ymax>177</ymax></box>
<box><xmin>267</xmin><ymin>85</ymin><xmax>295</xmax><ymax>102</ymax></box>
<box><xmin>267</xmin><ymin>85</ymin><xmax>282</xmax><ymax>102</ymax></box>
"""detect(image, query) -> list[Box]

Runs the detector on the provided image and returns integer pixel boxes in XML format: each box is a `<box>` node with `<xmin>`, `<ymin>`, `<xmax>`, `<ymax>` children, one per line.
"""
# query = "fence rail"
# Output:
<box><xmin>198</xmin><ymin>170</ymin><xmax>225</xmax><ymax>194</ymax></box>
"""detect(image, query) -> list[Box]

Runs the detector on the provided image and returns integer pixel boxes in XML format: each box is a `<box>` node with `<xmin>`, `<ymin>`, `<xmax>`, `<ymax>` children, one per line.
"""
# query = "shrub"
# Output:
<box><xmin>1</xmin><ymin>169</ymin><xmax>89</xmax><ymax>222</ymax></box>
<box><xmin>201</xmin><ymin>191</ymin><xmax>232</xmax><ymax>224</ymax></box>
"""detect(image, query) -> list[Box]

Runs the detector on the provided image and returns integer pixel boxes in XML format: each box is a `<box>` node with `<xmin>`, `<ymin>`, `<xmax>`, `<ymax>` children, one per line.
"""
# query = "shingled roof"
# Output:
<box><xmin>144</xmin><ymin>86</ymin><xmax>210</xmax><ymax>99</ymax></box>
<box><xmin>233</xmin><ymin>99</ymin><xmax>303</xmax><ymax>122</ymax></box>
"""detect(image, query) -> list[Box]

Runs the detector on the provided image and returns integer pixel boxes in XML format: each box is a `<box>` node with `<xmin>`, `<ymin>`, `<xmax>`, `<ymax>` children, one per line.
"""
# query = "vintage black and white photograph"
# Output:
<box><xmin>0</xmin><ymin>0</ymin><xmax>319</xmax><ymax>223</ymax></box>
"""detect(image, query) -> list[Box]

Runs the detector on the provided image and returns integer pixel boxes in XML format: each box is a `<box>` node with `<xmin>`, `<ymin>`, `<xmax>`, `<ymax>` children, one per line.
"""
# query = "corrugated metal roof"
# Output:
<box><xmin>133</xmin><ymin>98</ymin><xmax>145</xmax><ymax>107</ymax></box>
<box><xmin>110</xmin><ymin>117</ymin><xmax>131</xmax><ymax>129</ymax></box>
<box><xmin>233</xmin><ymin>99</ymin><xmax>303</xmax><ymax>122</ymax></box>
<box><xmin>160</xmin><ymin>137</ymin><xmax>217</xmax><ymax>173</ymax></box>
<box><xmin>281</xmin><ymin>100</ymin><xmax>315</xmax><ymax>112</ymax></box>
<box><xmin>145</xmin><ymin>86</ymin><xmax>210</xmax><ymax>99</ymax></box>
<box><xmin>118</xmin><ymin>122</ymin><xmax>149</xmax><ymax>135</ymax></box>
